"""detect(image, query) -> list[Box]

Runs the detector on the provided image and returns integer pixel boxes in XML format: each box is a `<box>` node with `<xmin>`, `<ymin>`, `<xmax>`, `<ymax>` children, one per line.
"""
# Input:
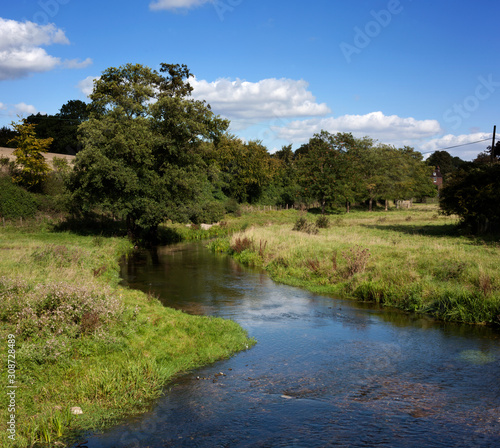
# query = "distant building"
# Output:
<box><xmin>431</xmin><ymin>166</ymin><xmax>443</xmax><ymax>189</ymax></box>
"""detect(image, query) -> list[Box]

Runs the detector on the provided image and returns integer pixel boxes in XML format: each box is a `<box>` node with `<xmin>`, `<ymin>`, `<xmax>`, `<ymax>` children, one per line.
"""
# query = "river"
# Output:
<box><xmin>78</xmin><ymin>242</ymin><xmax>500</xmax><ymax>448</ymax></box>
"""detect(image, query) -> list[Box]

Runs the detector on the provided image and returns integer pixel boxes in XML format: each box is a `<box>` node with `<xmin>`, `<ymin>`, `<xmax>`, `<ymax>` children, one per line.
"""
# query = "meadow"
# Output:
<box><xmin>0</xmin><ymin>221</ymin><xmax>253</xmax><ymax>447</ymax></box>
<box><xmin>213</xmin><ymin>204</ymin><xmax>500</xmax><ymax>326</ymax></box>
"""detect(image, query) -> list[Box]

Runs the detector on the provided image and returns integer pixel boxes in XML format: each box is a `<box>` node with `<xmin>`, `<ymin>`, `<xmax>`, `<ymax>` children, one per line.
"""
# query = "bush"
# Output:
<box><xmin>224</xmin><ymin>198</ymin><xmax>241</xmax><ymax>216</ymax></box>
<box><xmin>440</xmin><ymin>163</ymin><xmax>500</xmax><ymax>233</ymax></box>
<box><xmin>189</xmin><ymin>201</ymin><xmax>225</xmax><ymax>224</ymax></box>
<box><xmin>0</xmin><ymin>176</ymin><xmax>39</xmax><ymax>219</ymax></box>
<box><xmin>316</xmin><ymin>215</ymin><xmax>330</xmax><ymax>228</ymax></box>
<box><xmin>342</xmin><ymin>246</ymin><xmax>371</xmax><ymax>278</ymax></box>
<box><xmin>292</xmin><ymin>217</ymin><xmax>318</xmax><ymax>234</ymax></box>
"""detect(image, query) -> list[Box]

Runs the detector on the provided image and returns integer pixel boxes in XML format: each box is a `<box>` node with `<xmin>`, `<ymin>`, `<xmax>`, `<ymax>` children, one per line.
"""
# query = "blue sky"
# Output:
<box><xmin>1</xmin><ymin>0</ymin><xmax>499</xmax><ymax>160</ymax></box>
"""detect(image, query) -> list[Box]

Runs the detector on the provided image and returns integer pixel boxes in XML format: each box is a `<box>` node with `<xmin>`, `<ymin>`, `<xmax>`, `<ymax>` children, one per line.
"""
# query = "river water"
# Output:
<box><xmin>79</xmin><ymin>242</ymin><xmax>500</xmax><ymax>448</ymax></box>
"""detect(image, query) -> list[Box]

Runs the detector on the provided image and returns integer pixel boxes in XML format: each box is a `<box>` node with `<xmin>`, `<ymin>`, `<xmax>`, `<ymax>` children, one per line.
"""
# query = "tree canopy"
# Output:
<box><xmin>25</xmin><ymin>100</ymin><xmax>89</xmax><ymax>155</ymax></box>
<box><xmin>67</xmin><ymin>63</ymin><xmax>229</xmax><ymax>241</ymax></box>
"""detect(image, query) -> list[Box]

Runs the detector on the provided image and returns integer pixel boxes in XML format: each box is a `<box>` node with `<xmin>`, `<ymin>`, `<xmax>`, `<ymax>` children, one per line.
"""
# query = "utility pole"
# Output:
<box><xmin>491</xmin><ymin>125</ymin><xmax>496</xmax><ymax>163</ymax></box>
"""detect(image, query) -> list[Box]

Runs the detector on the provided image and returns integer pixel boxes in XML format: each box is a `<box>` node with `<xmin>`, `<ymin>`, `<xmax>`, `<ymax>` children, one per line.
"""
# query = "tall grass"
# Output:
<box><xmin>212</xmin><ymin>205</ymin><xmax>500</xmax><ymax>325</ymax></box>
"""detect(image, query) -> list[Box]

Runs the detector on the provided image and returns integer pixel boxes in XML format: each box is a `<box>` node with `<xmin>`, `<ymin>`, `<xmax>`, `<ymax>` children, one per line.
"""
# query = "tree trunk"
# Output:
<box><xmin>346</xmin><ymin>201</ymin><xmax>350</xmax><ymax>213</ymax></box>
<box><xmin>385</xmin><ymin>199</ymin><xmax>388</xmax><ymax>211</ymax></box>
<box><xmin>369</xmin><ymin>198</ymin><xmax>373</xmax><ymax>212</ymax></box>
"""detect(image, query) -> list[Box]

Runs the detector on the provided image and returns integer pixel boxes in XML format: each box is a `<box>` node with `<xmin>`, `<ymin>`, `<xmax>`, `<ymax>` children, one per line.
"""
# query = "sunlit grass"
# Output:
<box><xmin>0</xmin><ymin>221</ymin><xmax>254</xmax><ymax>447</ymax></box>
<box><xmin>214</xmin><ymin>204</ymin><xmax>500</xmax><ymax>325</ymax></box>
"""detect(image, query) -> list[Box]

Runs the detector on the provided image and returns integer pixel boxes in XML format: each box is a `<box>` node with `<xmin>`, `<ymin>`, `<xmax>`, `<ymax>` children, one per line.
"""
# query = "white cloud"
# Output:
<box><xmin>420</xmin><ymin>132</ymin><xmax>492</xmax><ymax>161</ymax></box>
<box><xmin>77</xmin><ymin>75</ymin><xmax>99</xmax><ymax>96</ymax></box>
<box><xmin>191</xmin><ymin>77</ymin><xmax>331</xmax><ymax>121</ymax></box>
<box><xmin>0</xmin><ymin>102</ymin><xmax>6</xmax><ymax>110</ymax></box>
<box><xmin>0</xmin><ymin>18</ymin><xmax>90</xmax><ymax>80</ymax></box>
<box><xmin>149</xmin><ymin>0</ymin><xmax>213</xmax><ymax>11</ymax></box>
<box><xmin>274</xmin><ymin>111</ymin><xmax>442</xmax><ymax>146</ymax></box>
<box><xmin>12</xmin><ymin>102</ymin><xmax>37</xmax><ymax>116</ymax></box>
<box><xmin>64</xmin><ymin>58</ymin><xmax>93</xmax><ymax>69</ymax></box>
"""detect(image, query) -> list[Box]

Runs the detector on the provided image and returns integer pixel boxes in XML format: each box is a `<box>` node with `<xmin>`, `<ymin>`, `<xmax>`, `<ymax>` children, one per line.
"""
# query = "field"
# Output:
<box><xmin>0</xmin><ymin>147</ymin><xmax>75</xmax><ymax>169</ymax></box>
<box><xmin>216</xmin><ymin>204</ymin><xmax>500</xmax><ymax>326</ymax></box>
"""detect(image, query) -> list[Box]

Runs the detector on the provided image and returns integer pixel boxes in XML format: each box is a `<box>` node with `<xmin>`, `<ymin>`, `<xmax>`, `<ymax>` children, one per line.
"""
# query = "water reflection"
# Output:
<box><xmin>79</xmin><ymin>242</ymin><xmax>500</xmax><ymax>448</ymax></box>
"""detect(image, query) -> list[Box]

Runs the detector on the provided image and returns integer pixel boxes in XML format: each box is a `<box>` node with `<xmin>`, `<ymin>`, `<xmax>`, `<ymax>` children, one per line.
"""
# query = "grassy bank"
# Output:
<box><xmin>210</xmin><ymin>205</ymin><xmax>500</xmax><ymax>326</ymax></box>
<box><xmin>0</xmin><ymin>221</ymin><xmax>254</xmax><ymax>447</ymax></box>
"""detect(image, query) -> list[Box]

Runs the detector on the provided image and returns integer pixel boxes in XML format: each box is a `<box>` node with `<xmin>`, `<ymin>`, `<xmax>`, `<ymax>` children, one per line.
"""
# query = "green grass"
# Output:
<box><xmin>0</xmin><ymin>220</ymin><xmax>254</xmax><ymax>447</ymax></box>
<box><xmin>211</xmin><ymin>204</ymin><xmax>500</xmax><ymax>326</ymax></box>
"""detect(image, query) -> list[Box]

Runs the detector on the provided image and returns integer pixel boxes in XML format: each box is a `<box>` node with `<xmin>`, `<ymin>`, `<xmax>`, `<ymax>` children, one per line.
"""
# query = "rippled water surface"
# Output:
<box><xmin>78</xmin><ymin>243</ymin><xmax>500</xmax><ymax>447</ymax></box>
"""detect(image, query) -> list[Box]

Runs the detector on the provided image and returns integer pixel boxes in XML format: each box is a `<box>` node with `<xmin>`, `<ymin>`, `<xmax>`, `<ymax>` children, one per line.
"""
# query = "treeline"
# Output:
<box><xmin>4</xmin><ymin>61</ymin><xmax>498</xmax><ymax>239</ymax></box>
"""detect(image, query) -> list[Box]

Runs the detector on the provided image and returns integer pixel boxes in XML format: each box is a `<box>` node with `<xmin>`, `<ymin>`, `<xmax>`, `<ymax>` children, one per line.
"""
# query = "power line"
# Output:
<box><xmin>421</xmin><ymin>138</ymin><xmax>492</xmax><ymax>155</ymax></box>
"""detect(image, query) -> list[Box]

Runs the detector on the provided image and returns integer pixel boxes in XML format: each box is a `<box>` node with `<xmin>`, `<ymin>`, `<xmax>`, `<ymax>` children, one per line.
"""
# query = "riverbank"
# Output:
<box><xmin>211</xmin><ymin>204</ymin><xmax>500</xmax><ymax>326</ymax></box>
<box><xmin>0</xmin><ymin>221</ymin><xmax>254</xmax><ymax>447</ymax></box>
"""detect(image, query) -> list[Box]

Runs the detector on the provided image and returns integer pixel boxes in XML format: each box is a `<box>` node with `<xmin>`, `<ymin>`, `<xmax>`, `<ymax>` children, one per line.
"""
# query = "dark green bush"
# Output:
<box><xmin>0</xmin><ymin>176</ymin><xmax>39</xmax><ymax>219</ymax></box>
<box><xmin>189</xmin><ymin>201</ymin><xmax>225</xmax><ymax>224</ymax></box>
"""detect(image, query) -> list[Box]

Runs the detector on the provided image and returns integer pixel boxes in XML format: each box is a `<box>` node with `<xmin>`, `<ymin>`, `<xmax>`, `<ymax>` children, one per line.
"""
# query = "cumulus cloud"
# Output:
<box><xmin>149</xmin><ymin>0</ymin><xmax>213</xmax><ymax>11</ymax></box>
<box><xmin>420</xmin><ymin>132</ymin><xmax>492</xmax><ymax>161</ymax></box>
<box><xmin>191</xmin><ymin>77</ymin><xmax>331</xmax><ymax>121</ymax></box>
<box><xmin>0</xmin><ymin>18</ymin><xmax>91</xmax><ymax>80</ymax></box>
<box><xmin>273</xmin><ymin>111</ymin><xmax>442</xmax><ymax>146</ymax></box>
<box><xmin>77</xmin><ymin>75</ymin><xmax>99</xmax><ymax>96</ymax></box>
<box><xmin>63</xmin><ymin>58</ymin><xmax>93</xmax><ymax>69</ymax></box>
<box><xmin>12</xmin><ymin>102</ymin><xmax>37</xmax><ymax>116</ymax></box>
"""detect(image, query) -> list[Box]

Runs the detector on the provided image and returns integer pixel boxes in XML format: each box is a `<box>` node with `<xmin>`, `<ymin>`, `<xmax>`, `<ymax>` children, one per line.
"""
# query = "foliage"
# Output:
<box><xmin>316</xmin><ymin>215</ymin><xmax>330</xmax><ymax>228</ymax></box>
<box><xmin>0</xmin><ymin>176</ymin><xmax>38</xmax><ymax>219</ymax></box>
<box><xmin>296</xmin><ymin>131</ymin><xmax>357</xmax><ymax>213</ymax></box>
<box><xmin>439</xmin><ymin>163</ymin><xmax>500</xmax><ymax>233</ymax></box>
<box><xmin>67</xmin><ymin>62</ymin><xmax>229</xmax><ymax>242</ymax></box>
<box><xmin>8</xmin><ymin>120</ymin><xmax>52</xmax><ymax>191</ymax></box>
<box><xmin>426</xmin><ymin>150</ymin><xmax>465</xmax><ymax>181</ymax></box>
<box><xmin>211</xmin><ymin>135</ymin><xmax>277</xmax><ymax>203</ymax></box>
<box><xmin>0</xmin><ymin>125</ymin><xmax>17</xmax><ymax>147</ymax></box>
<box><xmin>292</xmin><ymin>217</ymin><xmax>319</xmax><ymax>234</ymax></box>
<box><xmin>25</xmin><ymin>100</ymin><xmax>89</xmax><ymax>155</ymax></box>
<box><xmin>188</xmin><ymin>201</ymin><xmax>225</xmax><ymax>224</ymax></box>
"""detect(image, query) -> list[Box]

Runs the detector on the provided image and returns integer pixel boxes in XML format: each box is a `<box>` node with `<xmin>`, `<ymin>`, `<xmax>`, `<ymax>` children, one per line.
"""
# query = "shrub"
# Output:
<box><xmin>292</xmin><ymin>217</ymin><xmax>318</xmax><ymax>235</ymax></box>
<box><xmin>231</xmin><ymin>237</ymin><xmax>253</xmax><ymax>253</ymax></box>
<box><xmin>0</xmin><ymin>277</ymin><xmax>123</xmax><ymax>363</ymax></box>
<box><xmin>0</xmin><ymin>176</ymin><xmax>39</xmax><ymax>219</ymax></box>
<box><xmin>224</xmin><ymin>198</ymin><xmax>241</xmax><ymax>216</ymax></box>
<box><xmin>316</xmin><ymin>215</ymin><xmax>330</xmax><ymax>229</ymax></box>
<box><xmin>189</xmin><ymin>201</ymin><xmax>225</xmax><ymax>224</ymax></box>
<box><xmin>342</xmin><ymin>246</ymin><xmax>371</xmax><ymax>278</ymax></box>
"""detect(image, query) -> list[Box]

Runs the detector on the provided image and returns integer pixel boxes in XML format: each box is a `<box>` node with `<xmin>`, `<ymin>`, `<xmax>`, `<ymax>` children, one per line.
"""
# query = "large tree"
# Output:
<box><xmin>296</xmin><ymin>131</ymin><xmax>358</xmax><ymax>214</ymax></box>
<box><xmin>210</xmin><ymin>135</ymin><xmax>276</xmax><ymax>203</ymax></box>
<box><xmin>67</xmin><ymin>63</ymin><xmax>229</xmax><ymax>240</ymax></box>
